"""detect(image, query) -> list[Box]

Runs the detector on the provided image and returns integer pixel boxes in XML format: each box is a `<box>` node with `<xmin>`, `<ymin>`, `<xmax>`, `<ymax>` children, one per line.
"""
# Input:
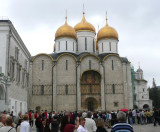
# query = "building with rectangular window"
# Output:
<box><xmin>0</xmin><ymin>20</ymin><xmax>30</xmax><ymax>115</ymax></box>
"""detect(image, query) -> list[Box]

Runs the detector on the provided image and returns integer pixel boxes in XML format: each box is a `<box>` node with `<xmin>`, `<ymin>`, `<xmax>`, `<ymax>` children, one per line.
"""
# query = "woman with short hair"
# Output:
<box><xmin>96</xmin><ymin>118</ymin><xmax>108</xmax><ymax>132</ymax></box>
<box><xmin>0</xmin><ymin>116</ymin><xmax>16</xmax><ymax>132</ymax></box>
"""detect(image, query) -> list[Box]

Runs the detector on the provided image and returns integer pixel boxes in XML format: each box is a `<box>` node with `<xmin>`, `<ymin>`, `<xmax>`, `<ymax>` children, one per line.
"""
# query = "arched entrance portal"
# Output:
<box><xmin>85</xmin><ymin>97</ymin><xmax>98</xmax><ymax>111</ymax></box>
<box><xmin>143</xmin><ymin>104</ymin><xmax>149</xmax><ymax>110</ymax></box>
<box><xmin>81</xmin><ymin>70</ymin><xmax>101</xmax><ymax>111</ymax></box>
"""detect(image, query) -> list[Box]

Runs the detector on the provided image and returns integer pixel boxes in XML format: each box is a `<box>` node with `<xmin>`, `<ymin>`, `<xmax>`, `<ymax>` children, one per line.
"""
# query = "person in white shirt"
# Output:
<box><xmin>20</xmin><ymin>114</ymin><xmax>31</xmax><ymax>132</ymax></box>
<box><xmin>77</xmin><ymin>117</ymin><xmax>88</xmax><ymax>132</ymax></box>
<box><xmin>0</xmin><ymin>116</ymin><xmax>16</xmax><ymax>132</ymax></box>
<box><xmin>84</xmin><ymin>112</ymin><xmax>97</xmax><ymax>132</ymax></box>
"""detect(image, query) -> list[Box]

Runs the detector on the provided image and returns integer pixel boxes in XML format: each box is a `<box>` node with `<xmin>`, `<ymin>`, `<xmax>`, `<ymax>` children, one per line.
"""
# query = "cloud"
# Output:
<box><xmin>0</xmin><ymin>0</ymin><xmax>160</xmax><ymax>86</ymax></box>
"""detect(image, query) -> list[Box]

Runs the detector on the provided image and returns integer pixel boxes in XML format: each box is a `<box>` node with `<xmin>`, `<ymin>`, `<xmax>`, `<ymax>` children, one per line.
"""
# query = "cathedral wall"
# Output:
<box><xmin>56</xmin><ymin>55</ymin><xmax>76</xmax><ymax>111</ymax></box>
<box><xmin>104</xmin><ymin>56</ymin><xmax>123</xmax><ymax>83</ymax></box>
<box><xmin>105</xmin><ymin>94</ymin><xmax>124</xmax><ymax>111</ymax></box>
<box><xmin>104</xmin><ymin>56</ymin><xmax>124</xmax><ymax>110</ymax></box>
<box><xmin>80</xmin><ymin>55</ymin><xmax>100</xmax><ymax>72</ymax></box>
<box><xmin>30</xmin><ymin>55</ymin><xmax>53</xmax><ymax>111</ymax></box>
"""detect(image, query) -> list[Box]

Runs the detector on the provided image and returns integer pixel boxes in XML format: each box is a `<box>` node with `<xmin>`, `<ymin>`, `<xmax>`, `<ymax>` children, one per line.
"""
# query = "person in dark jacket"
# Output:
<box><xmin>153</xmin><ymin>108</ymin><xmax>160</xmax><ymax>126</ymax></box>
<box><xmin>96</xmin><ymin>118</ymin><xmax>108</xmax><ymax>132</ymax></box>
<box><xmin>52</xmin><ymin>115</ymin><xmax>59</xmax><ymax>132</ymax></box>
<box><xmin>39</xmin><ymin>118</ymin><xmax>50</xmax><ymax>132</ymax></box>
<box><xmin>35</xmin><ymin>114</ymin><xmax>42</xmax><ymax>132</ymax></box>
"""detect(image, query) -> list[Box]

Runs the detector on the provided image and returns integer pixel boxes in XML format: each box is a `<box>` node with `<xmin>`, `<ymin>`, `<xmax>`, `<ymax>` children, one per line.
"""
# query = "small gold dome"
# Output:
<box><xmin>74</xmin><ymin>13</ymin><xmax>96</xmax><ymax>33</ymax></box>
<box><xmin>97</xmin><ymin>19</ymin><xmax>118</xmax><ymax>41</ymax></box>
<box><xmin>55</xmin><ymin>18</ymin><xmax>76</xmax><ymax>40</ymax></box>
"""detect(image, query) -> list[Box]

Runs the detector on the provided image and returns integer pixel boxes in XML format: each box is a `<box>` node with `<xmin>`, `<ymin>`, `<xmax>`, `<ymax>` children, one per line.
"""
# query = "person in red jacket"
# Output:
<box><xmin>44</xmin><ymin>110</ymin><xmax>48</xmax><ymax>119</ymax></box>
<box><xmin>28</xmin><ymin>110</ymin><xmax>32</xmax><ymax>126</ymax></box>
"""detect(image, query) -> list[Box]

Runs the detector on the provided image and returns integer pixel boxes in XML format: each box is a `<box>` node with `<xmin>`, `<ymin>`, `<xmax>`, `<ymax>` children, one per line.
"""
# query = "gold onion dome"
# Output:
<box><xmin>55</xmin><ymin>17</ymin><xmax>76</xmax><ymax>40</ymax></box>
<box><xmin>74</xmin><ymin>12</ymin><xmax>96</xmax><ymax>33</ymax></box>
<box><xmin>97</xmin><ymin>19</ymin><xmax>118</xmax><ymax>41</ymax></box>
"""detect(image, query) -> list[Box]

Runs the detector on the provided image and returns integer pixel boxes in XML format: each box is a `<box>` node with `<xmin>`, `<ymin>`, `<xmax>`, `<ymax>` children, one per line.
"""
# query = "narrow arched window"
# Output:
<box><xmin>65</xmin><ymin>84</ymin><xmax>68</xmax><ymax>95</ymax></box>
<box><xmin>66</xmin><ymin>41</ymin><xmax>67</xmax><ymax>50</ymax></box>
<box><xmin>73</xmin><ymin>42</ymin><xmax>74</xmax><ymax>51</ymax></box>
<box><xmin>112</xmin><ymin>84</ymin><xmax>115</xmax><ymax>94</ymax></box>
<box><xmin>58</xmin><ymin>41</ymin><xmax>60</xmax><ymax>51</ymax></box>
<box><xmin>93</xmin><ymin>39</ymin><xmax>95</xmax><ymax>52</ymax></box>
<box><xmin>102</xmin><ymin>43</ymin><xmax>104</xmax><ymax>52</ymax></box>
<box><xmin>41</xmin><ymin>85</ymin><xmax>44</xmax><ymax>95</ymax></box>
<box><xmin>89</xmin><ymin>60</ymin><xmax>91</xmax><ymax>69</ymax></box>
<box><xmin>42</xmin><ymin>60</ymin><xmax>44</xmax><ymax>71</ymax></box>
<box><xmin>109</xmin><ymin>42</ymin><xmax>111</xmax><ymax>51</ymax></box>
<box><xmin>85</xmin><ymin>37</ymin><xmax>87</xmax><ymax>50</ymax></box>
<box><xmin>112</xmin><ymin>60</ymin><xmax>114</xmax><ymax>70</ymax></box>
<box><xmin>66</xmin><ymin>60</ymin><xmax>68</xmax><ymax>70</ymax></box>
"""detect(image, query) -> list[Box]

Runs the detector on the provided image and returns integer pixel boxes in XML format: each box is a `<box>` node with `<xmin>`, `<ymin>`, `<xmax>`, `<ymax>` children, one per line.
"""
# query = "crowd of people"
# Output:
<box><xmin>0</xmin><ymin>108</ymin><xmax>160</xmax><ymax>132</ymax></box>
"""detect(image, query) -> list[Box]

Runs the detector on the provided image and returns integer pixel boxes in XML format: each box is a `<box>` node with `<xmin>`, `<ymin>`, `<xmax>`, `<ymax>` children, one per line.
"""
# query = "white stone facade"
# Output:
<box><xmin>0</xmin><ymin>20</ymin><xmax>30</xmax><ymax>115</ymax></box>
<box><xmin>134</xmin><ymin>67</ymin><xmax>152</xmax><ymax>109</ymax></box>
<box><xmin>1</xmin><ymin>15</ymin><xmax>152</xmax><ymax>113</ymax></box>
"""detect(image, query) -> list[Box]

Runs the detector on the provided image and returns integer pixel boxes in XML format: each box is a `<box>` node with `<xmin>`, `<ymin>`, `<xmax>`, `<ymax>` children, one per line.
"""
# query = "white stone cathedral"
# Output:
<box><xmin>29</xmin><ymin>12</ymin><xmax>133</xmax><ymax>112</ymax></box>
<box><xmin>0</xmin><ymin>12</ymin><xmax>152</xmax><ymax>114</ymax></box>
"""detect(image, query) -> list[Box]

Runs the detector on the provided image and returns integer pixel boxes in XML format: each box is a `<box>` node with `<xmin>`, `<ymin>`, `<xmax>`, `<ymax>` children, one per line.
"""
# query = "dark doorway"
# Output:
<box><xmin>88</xmin><ymin>100</ymin><xmax>94</xmax><ymax>111</ymax></box>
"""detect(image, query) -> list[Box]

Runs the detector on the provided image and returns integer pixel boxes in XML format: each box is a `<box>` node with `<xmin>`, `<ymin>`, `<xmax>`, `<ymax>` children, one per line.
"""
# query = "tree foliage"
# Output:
<box><xmin>149</xmin><ymin>87</ymin><xmax>160</xmax><ymax>108</ymax></box>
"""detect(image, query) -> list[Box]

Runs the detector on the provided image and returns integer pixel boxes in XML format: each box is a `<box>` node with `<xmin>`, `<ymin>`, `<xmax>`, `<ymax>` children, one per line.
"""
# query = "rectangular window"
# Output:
<box><xmin>114</xmin><ymin>102</ymin><xmax>118</xmax><ymax>107</ymax></box>
<box><xmin>76</xmin><ymin>42</ymin><xmax>78</xmax><ymax>51</ymax></box>
<box><xmin>73</xmin><ymin>42</ymin><xmax>74</xmax><ymax>51</ymax></box>
<box><xmin>102</xmin><ymin>43</ymin><xmax>103</xmax><ymax>52</ymax></box>
<box><xmin>12</xmin><ymin>62</ymin><xmax>14</xmax><ymax>78</ymax></box>
<box><xmin>58</xmin><ymin>42</ymin><xmax>60</xmax><ymax>51</ymax></box>
<box><xmin>65</xmin><ymin>84</ymin><xmax>68</xmax><ymax>95</ymax></box>
<box><xmin>22</xmin><ymin>71</ymin><xmax>25</xmax><ymax>85</ymax></box>
<box><xmin>112</xmin><ymin>84</ymin><xmax>115</xmax><ymax>94</ymax></box>
<box><xmin>26</xmin><ymin>75</ymin><xmax>29</xmax><ymax>87</ymax></box>
<box><xmin>66</xmin><ymin>41</ymin><xmax>67</xmax><ymax>50</ymax></box>
<box><xmin>41</xmin><ymin>85</ymin><xmax>44</xmax><ymax>95</ymax></box>
<box><xmin>93</xmin><ymin>39</ymin><xmax>95</xmax><ymax>52</ymax></box>
<box><xmin>25</xmin><ymin>60</ymin><xmax>27</xmax><ymax>70</ymax></box>
<box><xmin>18</xmin><ymin>68</ymin><xmax>21</xmax><ymax>83</ymax></box>
<box><xmin>109</xmin><ymin>42</ymin><xmax>111</xmax><ymax>51</ymax></box>
<box><xmin>89</xmin><ymin>60</ymin><xmax>91</xmax><ymax>69</ymax></box>
<box><xmin>85</xmin><ymin>37</ymin><xmax>87</xmax><ymax>50</ymax></box>
<box><xmin>42</xmin><ymin>60</ymin><xmax>44</xmax><ymax>71</ymax></box>
<box><xmin>112</xmin><ymin>60</ymin><xmax>114</xmax><ymax>70</ymax></box>
<box><xmin>66</xmin><ymin>60</ymin><xmax>68</xmax><ymax>70</ymax></box>
<box><xmin>15</xmin><ymin>47</ymin><xmax>19</xmax><ymax>61</ymax></box>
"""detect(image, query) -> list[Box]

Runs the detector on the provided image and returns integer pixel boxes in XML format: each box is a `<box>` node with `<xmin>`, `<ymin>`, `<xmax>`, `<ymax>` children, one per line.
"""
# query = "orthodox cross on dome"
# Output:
<box><xmin>83</xmin><ymin>3</ymin><xmax>85</xmax><ymax>14</ymax></box>
<box><xmin>65</xmin><ymin>9</ymin><xmax>68</xmax><ymax>24</ymax></box>
<box><xmin>105</xmin><ymin>11</ymin><xmax>109</xmax><ymax>26</ymax></box>
<box><xmin>138</xmin><ymin>62</ymin><xmax>141</xmax><ymax>69</ymax></box>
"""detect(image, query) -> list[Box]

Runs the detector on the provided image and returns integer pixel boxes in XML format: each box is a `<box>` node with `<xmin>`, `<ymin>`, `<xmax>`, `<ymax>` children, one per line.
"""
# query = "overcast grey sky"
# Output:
<box><xmin>0</xmin><ymin>0</ymin><xmax>160</xmax><ymax>86</ymax></box>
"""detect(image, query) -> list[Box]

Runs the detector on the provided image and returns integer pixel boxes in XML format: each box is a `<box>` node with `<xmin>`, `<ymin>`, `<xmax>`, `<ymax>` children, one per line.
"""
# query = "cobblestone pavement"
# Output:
<box><xmin>32</xmin><ymin>124</ymin><xmax>160</xmax><ymax>132</ymax></box>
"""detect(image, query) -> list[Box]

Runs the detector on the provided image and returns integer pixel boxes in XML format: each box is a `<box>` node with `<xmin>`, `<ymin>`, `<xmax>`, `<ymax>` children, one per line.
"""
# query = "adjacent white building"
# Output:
<box><xmin>0</xmin><ymin>20</ymin><xmax>31</xmax><ymax>115</ymax></box>
<box><xmin>134</xmin><ymin>67</ymin><xmax>152</xmax><ymax>109</ymax></box>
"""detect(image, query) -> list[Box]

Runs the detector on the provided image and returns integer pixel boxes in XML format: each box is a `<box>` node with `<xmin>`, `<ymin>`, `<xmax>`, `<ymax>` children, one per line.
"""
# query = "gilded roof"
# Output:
<box><xmin>55</xmin><ymin>18</ymin><xmax>77</xmax><ymax>40</ymax></box>
<box><xmin>74</xmin><ymin>13</ymin><xmax>96</xmax><ymax>33</ymax></box>
<box><xmin>97</xmin><ymin>19</ymin><xmax>118</xmax><ymax>41</ymax></box>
